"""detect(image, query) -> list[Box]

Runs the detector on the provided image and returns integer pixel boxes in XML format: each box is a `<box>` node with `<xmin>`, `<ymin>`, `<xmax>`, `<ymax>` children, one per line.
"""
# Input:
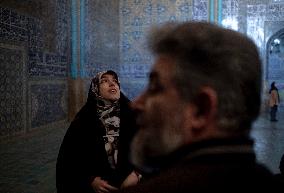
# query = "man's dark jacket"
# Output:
<box><xmin>117</xmin><ymin>138</ymin><xmax>280</xmax><ymax>193</ymax></box>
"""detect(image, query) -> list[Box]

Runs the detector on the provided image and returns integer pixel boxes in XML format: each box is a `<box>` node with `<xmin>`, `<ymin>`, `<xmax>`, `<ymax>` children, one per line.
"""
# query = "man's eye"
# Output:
<box><xmin>148</xmin><ymin>83</ymin><xmax>163</xmax><ymax>94</ymax></box>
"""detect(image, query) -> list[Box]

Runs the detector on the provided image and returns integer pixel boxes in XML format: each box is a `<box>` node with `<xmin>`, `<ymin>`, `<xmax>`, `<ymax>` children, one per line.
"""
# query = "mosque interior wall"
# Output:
<box><xmin>1</xmin><ymin>0</ymin><xmax>284</xmax><ymax>139</ymax></box>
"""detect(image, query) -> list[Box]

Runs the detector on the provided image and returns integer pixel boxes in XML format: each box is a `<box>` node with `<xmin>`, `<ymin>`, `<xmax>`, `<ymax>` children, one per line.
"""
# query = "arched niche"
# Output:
<box><xmin>266</xmin><ymin>29</ymin><xmax>284</xmax><ymax>112</ymax></box>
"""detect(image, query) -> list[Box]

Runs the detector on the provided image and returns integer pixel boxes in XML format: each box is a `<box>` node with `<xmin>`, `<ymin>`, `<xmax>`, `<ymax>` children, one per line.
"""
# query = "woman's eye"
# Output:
<box><xmin>100</xmin><ymin>79</ymin><xmax>118</xmax><ymax>84</ymax></box>
<box><xmin>100</xmin><ymin>79</ymin><xmax>108</xmax><ymax>83</ymax></box>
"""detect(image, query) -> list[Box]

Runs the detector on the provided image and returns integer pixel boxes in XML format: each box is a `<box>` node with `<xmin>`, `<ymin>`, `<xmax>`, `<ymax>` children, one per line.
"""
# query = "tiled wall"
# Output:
<box><xmin>117</xmin><ymin>0</ymin><xmax>284</xmax><ymax>104</ymax></box>
<box><xmin>85</xmin><ymin>0</ymin><xmax>120</xmax><ymax>77</ymax></box>
<box><xmin>0</xmin><ymin>0</ymin><xmax>70</xmax><ymax>138</ymax></box>
<box><xmin>118</xmin><ymin>0</ymin><xmax>208</xmax><ymax>99</ymax></box>
<box><xmin>1</xmin><ymin>0</ymin><xmax>284</xmax><ymax>138</ymax></box>
<box><xmin>0</xmin><ymin>45</ymin><xmax>26</xmax><ymax>137</ymax></box>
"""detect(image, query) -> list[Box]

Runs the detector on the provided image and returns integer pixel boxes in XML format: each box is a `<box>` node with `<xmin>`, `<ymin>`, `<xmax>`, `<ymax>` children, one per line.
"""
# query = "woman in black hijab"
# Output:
<box><xmin>56</xmin><ymin>70</ymin><xmax>139</xmax><ymax>193</ymax></box>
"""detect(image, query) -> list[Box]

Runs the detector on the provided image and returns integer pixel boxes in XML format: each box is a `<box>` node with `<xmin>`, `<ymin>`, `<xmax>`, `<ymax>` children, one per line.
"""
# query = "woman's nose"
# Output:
<box><xmin>108</xmin><ymin>79</ymin><xmax>116</xmax><ymax>86</ymax></box>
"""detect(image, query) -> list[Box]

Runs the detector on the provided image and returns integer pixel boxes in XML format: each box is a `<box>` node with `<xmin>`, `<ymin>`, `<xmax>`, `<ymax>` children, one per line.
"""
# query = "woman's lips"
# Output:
<box><xmin>110</xmin><ymin>89</ymin><xmax>117</xmax><ymax>93</ymax></box>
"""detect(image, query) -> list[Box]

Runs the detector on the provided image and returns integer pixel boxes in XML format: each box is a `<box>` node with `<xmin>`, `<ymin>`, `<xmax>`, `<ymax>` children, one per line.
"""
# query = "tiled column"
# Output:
<box><xmin>208</xmin><ymin>0</ymin><xmax>222</xmax><ymax>24</ymax></box>
<box><xmin>68</xmin><ymin>0</ymin><xmax>86</xmax><ymax>120</ymax></box>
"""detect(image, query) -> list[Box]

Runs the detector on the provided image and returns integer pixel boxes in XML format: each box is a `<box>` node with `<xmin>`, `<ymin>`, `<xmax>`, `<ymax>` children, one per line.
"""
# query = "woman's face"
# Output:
<box><xmin>99</xmin><ymin>74</ymin><xmax>120</xmax><ymax>101</ymax></box>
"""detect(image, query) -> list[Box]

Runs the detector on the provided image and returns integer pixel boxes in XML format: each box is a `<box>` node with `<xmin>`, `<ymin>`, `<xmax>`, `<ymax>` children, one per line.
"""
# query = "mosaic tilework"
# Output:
<box><xmin>0</xmin><ymin>7</ymin><xmax>29</xmax><ymax>42</ymax></box>
<box><xmin>29</xmin><ymin>52</ymin><xmax>67</xmax><ymax>77</ymax></box>
<box><xmin>56</xmin><ymin>0</ymin><xmax>69</xmax><ymax>55</ymax></box>
<box><xmin>267</xmin><ymin>3</ymin><xmax>284</xmax><ymax>21</ymax></box>
<box><xmin>0</xmin><ymin>5</ymin><xmax>68</xmax><ymax>77</ymax></box>
<box><xmin>119</xmin><ymin>0</ymin><xmax>199</xmax><ymax>98</ymax></box>
<box><xmin>0</xmin><ymin>46</ymin><xmax>26</xmax><ymax>137</ymax></box>
<box><xmin>0</xmin><ymin>2</ymin><xmax>70</xmax><ymax>133</ymax></box>
<box><xmin>117</xmin><ymin>0</ymin><xmax>284</xmax><ymax>100</ymax></box>
<box><xmin>120</xmin><ymin>0</ymin><xmax>194</xmax><ymax>65</ymax></box>
<box><xmin>192</xmin><ymin>0</ymin><xmax>208</xmax><ymax>21</ymax></box>
<box><xmin>267</xmin><ymin>27</ymin><xmax>284</xmax><ymax>82</ymax></box>
<box><xmin>30</xmin><ymin>83</ymin><xmax>67</xmax><ymax>128</ymax></box>
<box><xmin>268</xmin><ymin>54</ymin><xmax>284</xmax><ymax>80</ymax></box>
<box><xmin>85</xmin><ymin>0</ymin><xmax>120</xmax><ymax>77</ymax></box>
<box><xmin>221</xmin><ymin>0</ymin><xmax>239</xmax><ymax>30</ymax></box>
<box><xmin>119</xmin><ymin>78</ymin><xmax>148</xmax><ymax>100</ymax></box>
<box><xmin>247</xmin><ymin>4</ymin><xmax>266</xmax><ymax>49</ymax></box>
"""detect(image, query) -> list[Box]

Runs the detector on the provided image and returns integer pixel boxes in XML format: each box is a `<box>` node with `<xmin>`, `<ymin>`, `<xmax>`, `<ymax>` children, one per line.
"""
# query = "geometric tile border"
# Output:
<box><xmin>0</xmin><ymin>43</ymin><xmax>27</xmax><ymax>137</ymax></box>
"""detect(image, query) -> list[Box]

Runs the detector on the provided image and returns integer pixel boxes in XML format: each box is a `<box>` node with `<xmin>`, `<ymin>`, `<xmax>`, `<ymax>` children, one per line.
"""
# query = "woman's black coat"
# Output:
<box><xmin>56</xmin><ymin>93</ymin><xmax>137</xmax><ymax>193</ymax></box>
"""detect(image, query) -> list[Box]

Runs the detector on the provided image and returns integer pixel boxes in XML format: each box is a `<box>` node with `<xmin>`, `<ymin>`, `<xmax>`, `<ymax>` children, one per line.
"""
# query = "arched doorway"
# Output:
<box><xmin>266</xmin><ymin>29</ymin><xmax>284</xmax><ymax>112</ymax></box>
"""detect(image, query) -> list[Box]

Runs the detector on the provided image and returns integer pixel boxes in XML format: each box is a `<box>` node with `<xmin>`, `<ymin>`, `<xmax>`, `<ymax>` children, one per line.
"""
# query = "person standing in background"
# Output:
<box><xmin>269</xmin><ymin>81</ymin><xmax>280</xmax><ymax>122</ymax></box>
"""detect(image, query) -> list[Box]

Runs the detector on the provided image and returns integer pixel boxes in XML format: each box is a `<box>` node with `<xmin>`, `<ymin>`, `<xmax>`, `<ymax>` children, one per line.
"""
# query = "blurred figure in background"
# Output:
<box><xmin>269</xmin><ymin>81</ymin><xmax>280</xmax><ymax>121</ymax></box>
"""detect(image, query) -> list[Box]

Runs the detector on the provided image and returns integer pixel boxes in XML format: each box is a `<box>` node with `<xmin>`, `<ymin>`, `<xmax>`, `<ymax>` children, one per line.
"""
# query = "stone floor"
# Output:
<box><xmin>0</xmin><ymin>112</ymin><xmax>283</xmax><ymax>193</ymax></box>
<box><xmin>0</xmin><ymin>121</ymin><xmax>68</xmax><ymax>193</ymax></box>
<box><xmin>251</xmin><ymin>111</ymin><xmax>284</xmax><ymax>174</ymax></box>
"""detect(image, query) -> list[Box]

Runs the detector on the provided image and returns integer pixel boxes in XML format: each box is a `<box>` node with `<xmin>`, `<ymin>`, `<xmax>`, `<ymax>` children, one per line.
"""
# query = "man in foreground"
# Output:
<box><xmin>117</xmin><ymin>21</ymin><xmax>280</xmax><ymax>193</ymax></box>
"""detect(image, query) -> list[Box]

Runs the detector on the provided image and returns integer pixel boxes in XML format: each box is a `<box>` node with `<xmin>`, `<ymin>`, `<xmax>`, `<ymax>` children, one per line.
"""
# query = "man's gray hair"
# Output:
<box><xmin>148</xmin><ymin>21</ymin><xmax>262</xmax><ymax>135</ymax></box>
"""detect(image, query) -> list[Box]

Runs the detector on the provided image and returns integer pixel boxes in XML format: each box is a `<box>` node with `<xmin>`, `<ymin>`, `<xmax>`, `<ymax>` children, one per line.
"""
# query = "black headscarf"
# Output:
<box><xmin>90</xmin><ymin>70</ymin><xmax>121</xmax><ymax>169</ymax></box>
<box><xmin>269</xmin><ymin>81</ymin><xmax>278</xmax><ymax>93</ymax></box>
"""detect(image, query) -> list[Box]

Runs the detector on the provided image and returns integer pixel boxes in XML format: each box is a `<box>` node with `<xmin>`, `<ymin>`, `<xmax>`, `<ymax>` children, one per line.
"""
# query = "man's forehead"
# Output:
<box><xmin>150</xmin><ymin>56</ymin><xmax>175</xmax><ymax>80</ymax></box>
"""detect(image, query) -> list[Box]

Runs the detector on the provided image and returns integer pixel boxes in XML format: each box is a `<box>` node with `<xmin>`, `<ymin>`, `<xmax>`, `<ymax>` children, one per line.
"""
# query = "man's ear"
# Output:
<box><xmin>184</xmin><ymin>87</ymin><xmax>218</xmax><ymax>129</ymax></box>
